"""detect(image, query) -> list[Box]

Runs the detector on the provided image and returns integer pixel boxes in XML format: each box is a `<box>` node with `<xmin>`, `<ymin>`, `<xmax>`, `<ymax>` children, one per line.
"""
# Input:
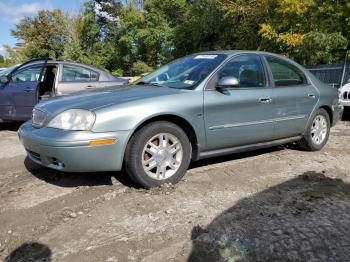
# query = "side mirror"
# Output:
<box><xmin>217</xmin><ymin>77</ymin><xmax>239</xmax><ymax>87</ymax></box>
<box><xmin>0</xmin><ymin>75</ymin><xmax>10</xmax><ymax>84</ymax></box>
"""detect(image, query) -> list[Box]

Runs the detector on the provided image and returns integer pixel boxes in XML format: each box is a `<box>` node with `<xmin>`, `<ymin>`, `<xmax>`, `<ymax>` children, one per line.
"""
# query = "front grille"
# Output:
<box><xmin>343</xmin><ymin>91</ymin><xmax>350</xmax><ymax>100</ymax></box>
<box><xmin>32</xmin><ymin>109</ymin><xmax>46</xmax><ymax>127</ymax></box>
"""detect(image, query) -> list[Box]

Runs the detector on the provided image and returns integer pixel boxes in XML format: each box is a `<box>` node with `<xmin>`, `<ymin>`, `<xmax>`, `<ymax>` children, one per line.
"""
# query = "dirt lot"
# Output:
<box><xmin>0</xmin><ymin>115</ymin><xmax>350</xmax><ymax>262</ymax></box>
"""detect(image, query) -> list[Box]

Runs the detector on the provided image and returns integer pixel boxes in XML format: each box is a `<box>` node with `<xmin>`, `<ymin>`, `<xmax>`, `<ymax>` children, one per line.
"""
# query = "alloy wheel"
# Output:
<box><xmin>142</xmin><ymin>133</ymin><xmax>183</xmax><ymax>180</ymax></box>
<box><xmin>311</xmin><ymin>115</ymin><xmax>328</xmax><ymax>145</ymax></box>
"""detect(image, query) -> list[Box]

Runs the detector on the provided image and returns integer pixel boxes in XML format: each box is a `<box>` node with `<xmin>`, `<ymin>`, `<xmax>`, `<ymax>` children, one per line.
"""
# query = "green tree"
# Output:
<box><xmin>259</xmin><ymin>0</ymin><xmax>348</xmax><ymax>64</ymax></box>
<box><xmin>219</xmin><ymin>0</ymin><xmax>349</xmax><ymax>65</ymax></box>
<box><xmin>93</xmin><ymin>0</ymin><xmax>181</xmax><ymax>74</ymax></box>
<box><xmin>11</xmin><ymin>9</ymin><xmax>71</xmax><ymax>59</ymax></box>
<box><xmin>218</xmin><ymin>0</ymin><xmax>270</xmax><ymax>50</ymax></box>
<box><xmin>174</xmin><ymin>0</ymin><xmax>235</xmax><ymax>56</ymax></box>
<box><xmin>6</xmin><ymin>0</ymin><xmax>350</xmax><ymax>73</ymax></box>
<box><xmin>2</xmin><ymin>44</ymin><xmax>27</xmax><ymax>65</ymax></box>
<box><xmin>131</xmin><ymin>60</ymin><xmax>153</xmax><ymax>75</ymax></box>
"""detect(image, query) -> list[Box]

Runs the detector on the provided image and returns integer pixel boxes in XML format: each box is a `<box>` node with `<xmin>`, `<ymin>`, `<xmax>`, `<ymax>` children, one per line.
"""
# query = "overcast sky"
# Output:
<box><xmin>0</xmin><ymin>0</ymin><xmax>86</xmax><ymax>56</ymax></box>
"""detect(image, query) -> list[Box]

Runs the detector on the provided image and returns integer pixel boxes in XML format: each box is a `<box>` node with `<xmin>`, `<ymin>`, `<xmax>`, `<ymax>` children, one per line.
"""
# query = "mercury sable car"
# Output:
<box><xmin>0</xmin><ymin>58</ymin><xmax>127</xmax><ymax>121</ymax></box>
<box><xmin>18</xmin><ymin>51</ymin><xmax>343</xmax><ymax>188</ymax></box>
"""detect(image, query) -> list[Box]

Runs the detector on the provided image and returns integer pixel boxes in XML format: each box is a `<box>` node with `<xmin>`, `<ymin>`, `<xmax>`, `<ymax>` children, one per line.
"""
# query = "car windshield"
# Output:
<box><xmin>137</xmin><ymin>54</ymin><xmax>227</xmax><ymax>89</ymax></box>
<box><xmin>0</xmin><ymin>65</ymin><xmax>19</xmax><ymax>77</ymax></box>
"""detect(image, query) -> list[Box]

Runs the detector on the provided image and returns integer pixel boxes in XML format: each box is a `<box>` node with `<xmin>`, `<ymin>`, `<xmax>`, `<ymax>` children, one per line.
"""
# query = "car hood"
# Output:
<box><xmin>36</xmin><ymin>85</ymin><xmax>184</xmax><ymax>114</ymax></box>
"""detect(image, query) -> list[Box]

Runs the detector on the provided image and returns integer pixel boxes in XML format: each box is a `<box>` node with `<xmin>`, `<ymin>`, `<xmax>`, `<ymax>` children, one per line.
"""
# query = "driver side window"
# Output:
<box><xmin>218</xmin><ymin>54</ymin><xmax>266</xmax><ymax>88</ymax></box>
<box><xmin>11</xmin><ymin>66</ymin><xmax>43</xmax><ymax>83</ymax></box>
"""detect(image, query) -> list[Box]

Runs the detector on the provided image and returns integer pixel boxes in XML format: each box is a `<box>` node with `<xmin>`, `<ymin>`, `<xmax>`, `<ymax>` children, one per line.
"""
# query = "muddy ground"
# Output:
<box><xmin>0</xmin><ymin>114</ymin><xmax>350</xmax><ymax>262</ymax></box>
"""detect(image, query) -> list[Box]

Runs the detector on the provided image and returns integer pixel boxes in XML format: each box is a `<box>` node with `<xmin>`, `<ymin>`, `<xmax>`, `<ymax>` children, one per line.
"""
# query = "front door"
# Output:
<box><xmin>4</xmin><ymin>65</ymin><xmax>44</xmax><ymax>120</ymax></box>
<box><xmin>204</xmin><ymin>54</ymin><xmax>275</xmax><ymax>151</ymax></box>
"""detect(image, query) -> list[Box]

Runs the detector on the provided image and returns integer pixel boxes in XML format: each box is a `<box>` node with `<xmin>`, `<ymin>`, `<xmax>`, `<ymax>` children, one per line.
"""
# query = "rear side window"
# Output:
<box><xmin>62</xmin><ymin>65</ymin><xmax>99</xmax><ymax>82</ymax></box>
<box><xmin>266</xmin><ymin>56</ymin><xmax>307</xmax><ymax>86</ymax></box>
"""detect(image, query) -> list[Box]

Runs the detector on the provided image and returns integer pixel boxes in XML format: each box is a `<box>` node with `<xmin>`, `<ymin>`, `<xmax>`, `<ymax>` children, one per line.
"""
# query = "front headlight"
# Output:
<box><xmin>47</xmin><ymin>109</ymin><xmax>96</xmax><ymax>131</ymax></box>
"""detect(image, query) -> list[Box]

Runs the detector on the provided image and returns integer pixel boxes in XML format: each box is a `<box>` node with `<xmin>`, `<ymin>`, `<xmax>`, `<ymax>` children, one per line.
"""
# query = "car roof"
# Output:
<box><xmin>196</xmin><ymin>50</ymin><xmax>291</xmax><ymax>59</ymax></box>
<box><xmin>30</xmin><ymin>60</ymin><xmax>106</xmax><ymax>72</ymax></box>
<box><xmin>195</xmin><ymin>50</ymin><xmax>306</xmax><ymax>70</ymax></box>
<box><xmin>13</xmin><ymin>59</ymin><xmax>117</xmax><ymax>81</ymax></box>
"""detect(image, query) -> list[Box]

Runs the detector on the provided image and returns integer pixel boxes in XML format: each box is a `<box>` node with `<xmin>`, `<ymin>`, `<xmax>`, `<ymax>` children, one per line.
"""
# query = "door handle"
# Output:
<box><xmin>259</xmin><ymin>97</ymin><xmax>272</xmax><ymax>104</ymax></box>
<box><xmin>86</xmin><ymin>85</ymin><xmax>96</xmax><ymax>89</ymax></box>
<box><xmin>308</xmin><ymin>94</ymin><xmax>316</xmax><ymax>99</ymax></box>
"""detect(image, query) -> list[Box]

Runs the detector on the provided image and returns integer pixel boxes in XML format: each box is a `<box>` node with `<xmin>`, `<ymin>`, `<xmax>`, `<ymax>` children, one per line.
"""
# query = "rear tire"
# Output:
<box><xmin>124</xmin><ymin>121</ymin><xmax>191</xmax><ymax>188</ymax></box>
<box><xmin>297</xmin><ymin>108</ymin><xmax>330</xmax><ymax>151</ymax></box>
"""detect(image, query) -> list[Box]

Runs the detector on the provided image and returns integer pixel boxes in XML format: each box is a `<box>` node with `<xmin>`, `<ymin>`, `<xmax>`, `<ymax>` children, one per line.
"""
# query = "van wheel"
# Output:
<box><xmin>298</xmin><ymin>108</ymin><xmax>330</xmax><ymax>151</ymax></box>
<box><xmin>124</xmin><ymin>121</ymin><xmax>191</xmax><ymax>188</ymax></box>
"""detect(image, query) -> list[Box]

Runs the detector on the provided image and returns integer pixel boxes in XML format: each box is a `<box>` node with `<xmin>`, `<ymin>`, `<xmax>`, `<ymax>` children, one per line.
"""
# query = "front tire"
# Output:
<box><xmin>124</xmin><ymin>121</ymin><xmax>191</xmax><ymax>188</ymax></box>
<box><xmin>298</xmin><ymin>108</ymin><xmax>330</xmax><ymax>151</ymax></box>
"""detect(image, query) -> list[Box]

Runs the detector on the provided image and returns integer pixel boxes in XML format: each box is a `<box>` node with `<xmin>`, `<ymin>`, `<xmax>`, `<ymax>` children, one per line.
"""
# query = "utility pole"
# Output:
<box><xmin>340</xmin><ymin>50</ymin><xmax>348</xmax><ymax>87</ymax></box>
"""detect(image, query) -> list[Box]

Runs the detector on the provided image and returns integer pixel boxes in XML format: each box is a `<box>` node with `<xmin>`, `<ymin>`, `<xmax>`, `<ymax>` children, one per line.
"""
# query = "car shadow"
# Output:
<box><xmin>24</xmin><ymin>146</ymin><xmax>286</xmax><ymax>189</ymax></box>
<box><xmin>24</xmin><ymin>157</ymin><xmax>140</xmax><ymax>189</ymax></box>
<box><xmin>188</xmin><ymin>171</ymin><xmax>350</xmax><ymax>261</ymax></box>
<box><xmin>5</xmin><ymin>242</ymin><xmax>52</xmax><ymax>262</ymax></box>
<box><xmin>0</xmin><ymin>122</ymin><xmax>23</xmax><ymax>131</ymax></box>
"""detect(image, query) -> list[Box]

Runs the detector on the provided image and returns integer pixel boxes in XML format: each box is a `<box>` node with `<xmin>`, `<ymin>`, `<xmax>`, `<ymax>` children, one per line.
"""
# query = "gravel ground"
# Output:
<box><xmin>0</xmin><ymin>114</ymin><xmax>349</xmax><ymax>262</ymax></box>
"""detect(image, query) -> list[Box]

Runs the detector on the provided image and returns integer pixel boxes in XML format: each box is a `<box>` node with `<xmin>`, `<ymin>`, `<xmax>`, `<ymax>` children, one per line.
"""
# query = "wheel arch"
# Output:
<box><xmin>302</xmin><ymin>104</ymin><xmax>333</xmax><ymax>136</ymax></box>
<box><xmin>319</xmin><ymin>105</ymin><xmax>333</xmax><ymax>126</ymax></box>
<box><xmin>126</xmin><ymin>114</ymin><xmax>200</xmax><ymax>161</ymax></box>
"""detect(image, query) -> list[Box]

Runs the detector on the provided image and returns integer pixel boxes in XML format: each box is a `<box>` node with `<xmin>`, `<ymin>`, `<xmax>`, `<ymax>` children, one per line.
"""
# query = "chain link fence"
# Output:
<box><xmin>306</xmin><ymin>51</ymin><xmax>349</xmax><ymax>89</ymax></box>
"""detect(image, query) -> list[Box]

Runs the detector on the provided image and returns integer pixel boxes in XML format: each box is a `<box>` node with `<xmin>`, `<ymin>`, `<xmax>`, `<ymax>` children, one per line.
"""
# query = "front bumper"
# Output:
<box><xmin>18</xmin><ymin>122</ymin><xmax>131</xmax><ymax>172</ymax></box>
<box><xmin>340</xmin><ymin>99</ymin><xmax>350</xmax><ymax>108</ymax></box>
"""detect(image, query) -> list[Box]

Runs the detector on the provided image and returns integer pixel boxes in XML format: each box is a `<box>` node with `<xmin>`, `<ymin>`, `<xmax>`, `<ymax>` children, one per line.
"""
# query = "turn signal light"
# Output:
<box><xmin>89</xmin><ymin>139</ymin><xmax>116</xmax><ymax>145</ymax></box>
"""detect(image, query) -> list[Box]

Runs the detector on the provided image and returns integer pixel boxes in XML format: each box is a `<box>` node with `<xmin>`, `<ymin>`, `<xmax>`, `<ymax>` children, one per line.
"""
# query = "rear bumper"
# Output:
<box><xmin>18</xmin><ymin>122</ymin><xmax>131</xmax><ymax>172</ymax></box>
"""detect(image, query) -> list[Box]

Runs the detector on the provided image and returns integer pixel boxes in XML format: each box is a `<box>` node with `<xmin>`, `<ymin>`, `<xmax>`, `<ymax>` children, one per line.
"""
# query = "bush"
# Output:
<box><xmin>131</xmin><ymin>61</ymin><xmax>154</xmax><ymax>76</ymax></box>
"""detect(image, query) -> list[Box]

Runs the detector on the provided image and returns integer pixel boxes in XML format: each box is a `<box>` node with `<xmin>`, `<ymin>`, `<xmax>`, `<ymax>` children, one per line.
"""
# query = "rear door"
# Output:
<box><xmin>3</xmin><ymin>64</ymin><xmax>45</xmax><ymax>120</ymax></box>
<box><xmin>204</xmin><ymin>54</ymin><xmax>275</xmax><ymax>150</ymax></box>
<box><xmin>56</xmin><ymin>64</ymin><xmax>100</xmax><ymax>95</ymax></box>
<box><xmin>264</xmin><ymin>56</ymin><xmax>318</xmax><ymax>138</ymax></box>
